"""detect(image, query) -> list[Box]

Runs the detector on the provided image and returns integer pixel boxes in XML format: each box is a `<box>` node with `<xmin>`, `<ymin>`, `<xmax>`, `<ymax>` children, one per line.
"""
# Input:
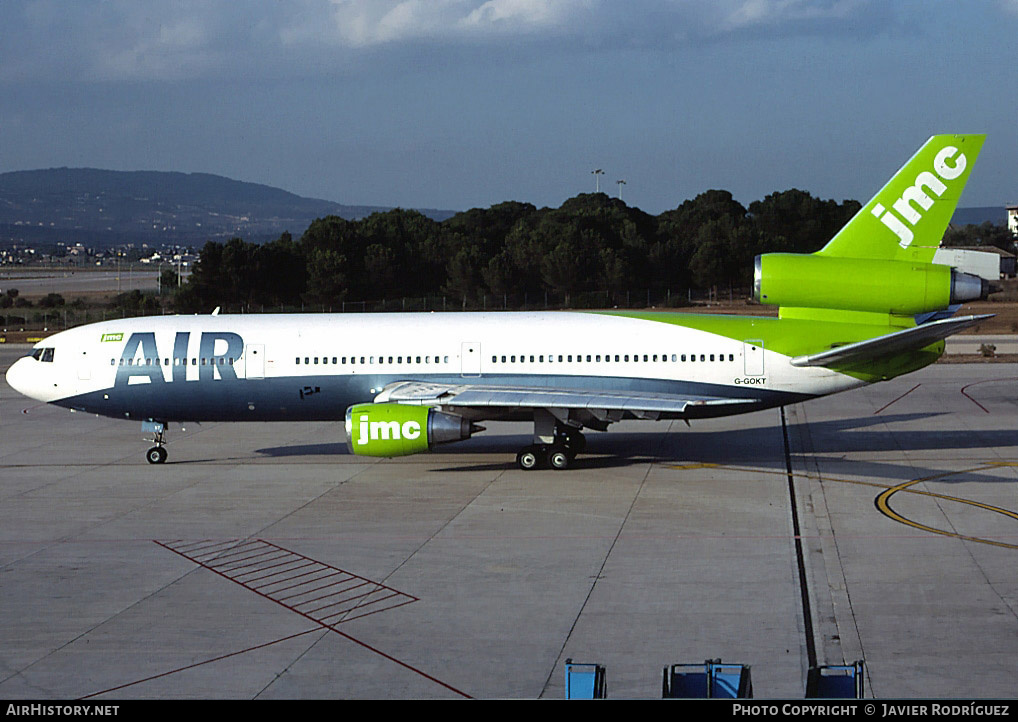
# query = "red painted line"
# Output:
<box><xmin>176</xmin><ymin>539</ymin><xmax>241</xmax><ymax>556</ymax></box>
<box><xmin>197</xmin><ymin>544</ymin><xmax>264</xmax><ymax>565</ymax></box>
<box><xmin>341</xmin><ymin>597</ymin><xmax>418</xmax><ymax>623</ymax></box>
<box><xmin>873</xmin><ymin>383</ymin><xmax>921</xmax><ymax>415</ymax></box>
<box><xmin>286</xmin><ymin>582</ymin><xmax>367</xmax><ymax>608</ymax></box>
<box><xmin>190</xmin><ymin>538</ymin><xmax>254</xmax><ymax>555</ymax></box>
<box><xmin>248</xmin><ymin>563</ymin><xmax>324</xmax><ymax>588</ymax></box>
<box><xmin>958</xmin><ymin>376</ymin><xmax>1018</xmax><ymax>414</ymax></box>
<box><xmin>319</xmin><ymin>593</ymin><xmax>402</xmax><ymax>623</ymax></box>
<box><xmin>200</xmin><ymin>542</ymin><xmax>269</xmax><ymax>564</ymax></box>
<box><xmin>153</xmin><ymin>539</ymin><xmax>467</xmax><ymax>698</ymax></box>
<box><xmin>78</xmin><ymin>628</ymin><xmax>321</xmax><ymax>699</ymax></box>
<box><xmin>302</xmin><ymin>583</ymin><xmax>373</xmax><ymax>614</ymax></box>
<box><xmin>231</xmin><ymin>557</ymin><xmax>308</xmax><ymax>579</ymax></box>
<box><xmin>276</xmin><ymin>576</ymin><xmax>358</xmax><ymax>603</ymax></box>
<box><xmin>262</xmin><ymin>569</ymin><xmax>346</xmax><ymax>594</ymax></box>
<box><xmin>216</xmin><ymin>550</ymin><xmax>291</xmax><ymax>571</ymax></box>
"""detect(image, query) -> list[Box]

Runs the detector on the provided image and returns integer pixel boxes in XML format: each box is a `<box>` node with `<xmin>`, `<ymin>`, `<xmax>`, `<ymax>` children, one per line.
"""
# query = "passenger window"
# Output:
<box><xmin>700</xmin><ymin>354</ymin><xmax>705</xmax><ymax>362</ymax></box>
<box><xmin>710</xmin><ymin>354</ymin><xmax>715</xmax><ymax>362</ymax></box>
<box><xmin>110</xmin><ymin>359</ymin><xmax>116</xmax><ymax>366</ymax></box>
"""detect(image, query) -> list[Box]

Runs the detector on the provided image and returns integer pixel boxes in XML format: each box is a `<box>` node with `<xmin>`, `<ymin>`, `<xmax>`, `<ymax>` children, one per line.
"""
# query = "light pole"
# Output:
<box><xmin>591</xmin><ymin>169</ymin><xmax>604</xmax><ymax>193</ymax></box>
<box><xmin>616</xmin><ymin>179</ymin><xmax>626</xmax><ymax>201</ymax></box>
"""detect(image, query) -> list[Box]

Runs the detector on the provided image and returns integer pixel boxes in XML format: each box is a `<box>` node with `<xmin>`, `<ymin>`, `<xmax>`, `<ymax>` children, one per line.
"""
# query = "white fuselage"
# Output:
<box><xmin>6</xmin><ymin>311</ymin><xmax>862</xmax><ymax>423</ymax></box>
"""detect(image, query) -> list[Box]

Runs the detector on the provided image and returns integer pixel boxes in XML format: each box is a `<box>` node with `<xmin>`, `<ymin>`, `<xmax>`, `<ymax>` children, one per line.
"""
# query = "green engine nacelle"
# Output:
<box><xmin>345</xmin><ymin>403</ymin><xmax>482</xmax><ymax>457</ymax></box>
<box><xmin>754</xmin><ymin>253</ymin><xmax>987</xmax><ymax>314</ymax></box>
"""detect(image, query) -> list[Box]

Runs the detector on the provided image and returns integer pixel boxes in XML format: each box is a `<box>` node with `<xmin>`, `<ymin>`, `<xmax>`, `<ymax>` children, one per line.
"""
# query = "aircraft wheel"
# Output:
<box><xmin>146</xmin><ymin>446</ymin><xmax>168</xmax><ymax>465</ymax></box>
<box><xmin>516</xmin><ymin>446</ymin><xmax>542</xmax><ymax>471</ymax></box>
<box><xmin>547</xmin><ymin>446</ymin><xmax>570</xmax><ymax>471</ymax></box>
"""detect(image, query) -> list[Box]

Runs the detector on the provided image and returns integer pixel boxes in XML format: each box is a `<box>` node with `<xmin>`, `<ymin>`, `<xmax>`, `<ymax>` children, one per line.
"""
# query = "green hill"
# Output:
<box><xmin>0</xmin><ymin>168</ymin><xmax>455</xmax><ymax>247</ymax></box>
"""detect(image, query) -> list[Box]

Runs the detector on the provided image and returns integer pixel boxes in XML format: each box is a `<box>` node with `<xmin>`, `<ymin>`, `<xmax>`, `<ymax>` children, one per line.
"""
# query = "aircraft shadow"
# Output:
<box><xmin>252</xmin><ymin>411</ymin><xmax>1018</xmax><ymax>483</ymax></box>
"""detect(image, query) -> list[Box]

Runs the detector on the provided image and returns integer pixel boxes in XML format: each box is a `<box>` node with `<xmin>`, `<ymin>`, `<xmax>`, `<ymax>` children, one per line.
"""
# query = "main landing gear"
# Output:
<box><xmin>143</xmin><ymin>420</ymin><xmax>168</xmax><ymax>464</ymax></box>
<box><xmin>516</xmin><ymin>418</ymin><xmax>586</xmax><ymax>471</ymax></box>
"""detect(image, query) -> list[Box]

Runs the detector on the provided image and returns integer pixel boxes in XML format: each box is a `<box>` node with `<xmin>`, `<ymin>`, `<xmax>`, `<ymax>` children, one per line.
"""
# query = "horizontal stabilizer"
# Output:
<box><xmin>790</xmin><ymin>314</ymin><xmax>993</xmax><ymax>368</ymax></box>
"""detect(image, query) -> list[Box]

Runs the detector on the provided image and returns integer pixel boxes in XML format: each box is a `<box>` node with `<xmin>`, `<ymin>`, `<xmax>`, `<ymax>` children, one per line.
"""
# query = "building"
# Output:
<box><xmin>1008</xmin><ymin>204</ymin><xmax>1018</xmax><ymax>238</ymax></box>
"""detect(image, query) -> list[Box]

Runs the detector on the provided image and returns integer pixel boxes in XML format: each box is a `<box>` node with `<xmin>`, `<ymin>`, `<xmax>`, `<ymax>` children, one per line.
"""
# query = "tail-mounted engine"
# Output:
<box><xmin>754</xmin><ymin>253</ymin><xmax>989</xmax><ymax>315</ymax></box>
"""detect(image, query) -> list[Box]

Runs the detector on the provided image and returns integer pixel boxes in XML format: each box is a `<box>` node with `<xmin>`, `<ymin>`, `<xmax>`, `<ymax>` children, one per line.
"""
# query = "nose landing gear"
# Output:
<box><xmin>143</xmin><ymin>420</ymin><xmax>168</xmax><ymax>464</ymax></box>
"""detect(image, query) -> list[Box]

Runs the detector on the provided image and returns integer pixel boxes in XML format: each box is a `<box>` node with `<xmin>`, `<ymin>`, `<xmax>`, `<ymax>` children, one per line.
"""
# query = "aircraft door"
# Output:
<box><xmin>77</xmin><ymin>349</ymin><xmax>92</xmax><ymax>381</ymax></box>
<box><xmin>744</xmin><ymin>340</ymin><xmax>764</xmax><ymax>376</ymax></box>
<box><xmin>245</xmin><ymin>344</ymin><xmax>265</xmax><ymax>379</ymax></box>
<box><xmin>461</xmin><ymin>342</ymin><xmax>481</xmax><ymax>377</ymax></box>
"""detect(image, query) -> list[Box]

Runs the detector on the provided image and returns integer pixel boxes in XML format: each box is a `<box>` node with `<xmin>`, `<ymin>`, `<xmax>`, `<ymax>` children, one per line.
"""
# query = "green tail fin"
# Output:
<box><xmin>817</xmin><ymin>134</ymin><xmax>985</xmax><ymax>262</ymax></box>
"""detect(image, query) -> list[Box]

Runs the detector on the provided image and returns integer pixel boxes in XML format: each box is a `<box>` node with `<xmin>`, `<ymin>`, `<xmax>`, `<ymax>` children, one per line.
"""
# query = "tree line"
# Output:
<box><xmin>170</xmin><ymin>189</ymin><xmax>866</xmax><ymax>313</ymax></box>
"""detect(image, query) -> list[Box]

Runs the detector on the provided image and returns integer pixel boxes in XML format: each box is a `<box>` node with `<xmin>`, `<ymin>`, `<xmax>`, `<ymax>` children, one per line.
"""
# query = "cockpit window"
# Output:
<box><xmin>31</xmin><ymin>347</ymin><xmax>55</xmax><ymax>362</ymax></box>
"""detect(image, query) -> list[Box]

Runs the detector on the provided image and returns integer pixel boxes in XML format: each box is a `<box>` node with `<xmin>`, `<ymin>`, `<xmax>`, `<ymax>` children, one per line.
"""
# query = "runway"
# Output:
<box><xmin>1</xmin><ymin>345</ymin><xmax>1016</xmax><ymax>699</ymax></box>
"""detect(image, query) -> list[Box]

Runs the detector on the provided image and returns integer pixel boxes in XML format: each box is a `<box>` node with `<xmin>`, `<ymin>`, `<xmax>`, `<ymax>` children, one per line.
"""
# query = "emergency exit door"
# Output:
<box><xmin>461</xmin><ymin>342</ymin><xmax>481</xmax><ymax>376</ymax></box>
<box><xmin>743</xmin><ymin>340</ymin><xmax>764</xmax><ymax>376</ymax></box>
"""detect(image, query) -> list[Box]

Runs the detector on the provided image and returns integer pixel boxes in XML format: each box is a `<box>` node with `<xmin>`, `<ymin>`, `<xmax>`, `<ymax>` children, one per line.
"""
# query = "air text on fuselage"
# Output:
<box><xmin>114</xmin><ymin>331</ymin><xmax>244</xmax><ymax>386</ymax></box>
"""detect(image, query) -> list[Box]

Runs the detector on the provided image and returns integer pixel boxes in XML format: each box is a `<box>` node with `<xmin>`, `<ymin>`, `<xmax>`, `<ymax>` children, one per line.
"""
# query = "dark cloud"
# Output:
<box><xmin>0</xmin><ymin>0</ymin><xmax>893</xmax><ymax>83</ymax></box>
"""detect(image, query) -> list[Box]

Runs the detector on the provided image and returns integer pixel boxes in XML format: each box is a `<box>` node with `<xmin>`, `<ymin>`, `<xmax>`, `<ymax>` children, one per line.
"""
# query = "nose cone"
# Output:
<box><xmin>5</xmin><ymin>356</ymin><xmax>42</xmax><ymax>401</ymax></box>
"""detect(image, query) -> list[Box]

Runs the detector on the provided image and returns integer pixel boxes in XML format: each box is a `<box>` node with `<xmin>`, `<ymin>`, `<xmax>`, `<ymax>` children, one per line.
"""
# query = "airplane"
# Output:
<box><xmin>5</xmin><ymin>134</ymin><xmax>994</xmax><ymax>470</ymax></box>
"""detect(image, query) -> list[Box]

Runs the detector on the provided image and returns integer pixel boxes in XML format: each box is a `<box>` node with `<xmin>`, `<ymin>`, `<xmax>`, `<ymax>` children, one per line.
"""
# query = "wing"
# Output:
<box><xmin>374</xmin><ymin>380</ymin><xmax>760</xmax><ymax>425</ymax></box>
<box><xmin>790</xmin><ymin>314</ymin><xmax>992</xmax><ymax>368</ymax></box>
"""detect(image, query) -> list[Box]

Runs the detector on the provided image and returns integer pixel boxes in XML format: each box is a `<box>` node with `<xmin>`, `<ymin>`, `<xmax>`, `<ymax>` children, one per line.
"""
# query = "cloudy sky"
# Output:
<box><xmin>1</xmin><ymin>0</ymin><xmax>1015</xmax><ymax>214</ymax></box>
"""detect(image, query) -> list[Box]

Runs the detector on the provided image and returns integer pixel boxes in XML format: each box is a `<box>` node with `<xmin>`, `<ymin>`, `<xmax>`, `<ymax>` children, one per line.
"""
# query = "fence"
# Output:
<box><xmin>1</xmin><ymin>286</ymin><xmax>754</xmax><ymax>333</ymax></box>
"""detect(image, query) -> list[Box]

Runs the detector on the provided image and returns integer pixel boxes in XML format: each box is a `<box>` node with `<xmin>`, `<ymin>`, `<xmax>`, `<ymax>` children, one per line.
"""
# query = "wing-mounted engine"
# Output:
<box><xmin>345</xmin><ymin>403</ymin><xmax>483</xmax><ymax>457</ymax></box>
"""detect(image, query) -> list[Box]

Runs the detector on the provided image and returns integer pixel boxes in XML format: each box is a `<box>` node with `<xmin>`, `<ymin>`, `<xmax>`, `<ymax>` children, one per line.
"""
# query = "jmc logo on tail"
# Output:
<box><xmin>870</xmin><ymin>145</ymin><xmax>967</xmax><ymax>249</ymax></box>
